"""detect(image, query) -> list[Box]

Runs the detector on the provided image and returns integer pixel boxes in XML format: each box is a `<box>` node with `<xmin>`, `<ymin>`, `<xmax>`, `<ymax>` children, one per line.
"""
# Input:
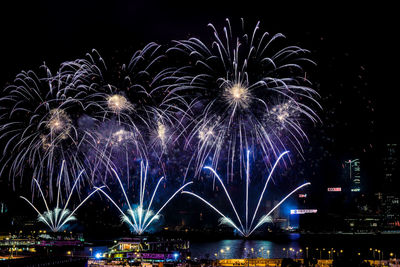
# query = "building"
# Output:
<box><xmin>343</xmin><ymin>159</ymin><xmax>361</xmax><ymax>193</ymax></box>
<box><xmin>101</xmin><ymin>237</ymin><xmax>190</xmax><ymax>264</ymax></box>
<box><xmin>383</xmin><ymin>143</ymin><xmax>398</xmax><ymax>192</ymax></box>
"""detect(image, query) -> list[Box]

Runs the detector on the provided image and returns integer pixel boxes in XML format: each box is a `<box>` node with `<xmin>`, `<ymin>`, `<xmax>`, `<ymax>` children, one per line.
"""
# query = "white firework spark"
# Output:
<box><xmin>182</xmin><ymin>150</ymin><xmax>310</xmax><ymax>237</ymax></box>
<box><xmin>168</xmin><ymin>19</ymin><xmax>321</xmax><ymax>178</ymax></box>
<box><xmin>0</xmin><ymin>65</ymin><xmax>86</xmax><ymax>195</ymax></box>
<box><xmin>96</xmin><ymin>161</ymin><xmax>193</xmax><ymax>235</ymax></box>
<box><xmin>20</xmin><ymin>161</ymin><xmax>104</xmax><ymax>232</ymax></box>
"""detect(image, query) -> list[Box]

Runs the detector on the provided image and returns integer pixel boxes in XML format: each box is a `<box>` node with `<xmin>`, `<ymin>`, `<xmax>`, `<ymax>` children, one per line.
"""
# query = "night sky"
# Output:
<box><xmin>0</xmin><ymin>1</ymin><xmax>398</xmax><ymax>232</ymax></box>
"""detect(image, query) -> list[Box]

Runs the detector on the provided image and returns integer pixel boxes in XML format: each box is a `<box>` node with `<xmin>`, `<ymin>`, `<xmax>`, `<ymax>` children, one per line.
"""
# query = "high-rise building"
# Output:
<box><xmin>343</xmin><ymin>158</ymin><xmax>361</xmax><ymax>192</ymax></box>
<box><xmin>383</xmin><ymin>144</ymin><xmax>398</xmax><ymax>191</ymax></box>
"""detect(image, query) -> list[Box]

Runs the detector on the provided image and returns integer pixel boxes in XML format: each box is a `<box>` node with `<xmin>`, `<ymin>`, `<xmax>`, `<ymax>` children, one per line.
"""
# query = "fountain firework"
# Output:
<box><xmin>20</xmin><ymin>161</ymin><xmax>105</xmax><ymax>232</ymax></box>
<box><xmin>96</xmin><ymin>161</ymin><xmax>193</xmax><ymax>235</ymax></box>
<box><xmin>182</xmin><ymin>150</ymin><xmax>310</xmax><ymax>237</ymax></box>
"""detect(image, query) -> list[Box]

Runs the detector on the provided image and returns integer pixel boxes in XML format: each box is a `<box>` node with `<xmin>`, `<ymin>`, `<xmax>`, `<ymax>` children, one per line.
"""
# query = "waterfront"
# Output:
<box><xmin>191</xmin><ymin>239</ymin><xmax>302</xmax><ymax>259</ymax></box>
<box><xmin>189</xmin><ymin>233</ymin><xmax>400</xmax><ymax>260</ymax></box>
<box><xmin>2</xmin><ymin>233</ymin><xmax>400</xmax><ymax>266</ymax></box>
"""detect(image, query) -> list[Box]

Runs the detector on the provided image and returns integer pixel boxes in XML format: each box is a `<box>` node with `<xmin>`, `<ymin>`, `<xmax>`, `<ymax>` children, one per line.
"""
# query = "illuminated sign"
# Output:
<box><xmin>327</xmin><ymin>187</ymin><xmax>341</xmax><ymax>192</ymax></box>
<box><xmin>38</xmin><ymin>240</ymin><xmax>82</xmax><ymax>246</ymax></box>
<box><xmin>290</xmin><ymin>209</ymin><xmax>318</xmax><ymax>215</ymax></box>
<box><xmin>298</xmin><ymin>194</ymin><xmax>307</xmax><ymax>198</ymax></box>
<box><xmin>351</xmin><ymin>188</ymin><xmax>360</xmax><ymax>192</ymax></box>
<box><xmin>127</xmin><ymin>253</ymin><xmax>175</xmax><ymax>260</ymax></box>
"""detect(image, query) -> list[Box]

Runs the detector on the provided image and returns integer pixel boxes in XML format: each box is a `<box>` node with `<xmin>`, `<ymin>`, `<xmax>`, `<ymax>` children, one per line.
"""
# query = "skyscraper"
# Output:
<box><xmin>344</xmin><ymin>159</ymin><xmax>361</xmax><ymax>192</ymax></box>
<box><xmin>383</xmin><ymin>144</ymin><xmax>398</xmax><ymax>191</ymax></box>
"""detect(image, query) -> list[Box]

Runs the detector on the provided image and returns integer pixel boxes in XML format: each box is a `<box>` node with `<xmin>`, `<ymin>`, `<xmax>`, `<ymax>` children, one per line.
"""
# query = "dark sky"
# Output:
<box><xmin>0</xmin><ymin>1</ymin><xmax>398</xmax><ymax>229</ymax></box>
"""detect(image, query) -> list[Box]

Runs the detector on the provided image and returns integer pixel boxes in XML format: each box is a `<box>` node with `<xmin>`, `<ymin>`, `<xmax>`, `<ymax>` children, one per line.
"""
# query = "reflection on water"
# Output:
<box><xmin>191</xmin><ymin>234</ymin><xmax>303</xmax><ymax>259</ymax></box>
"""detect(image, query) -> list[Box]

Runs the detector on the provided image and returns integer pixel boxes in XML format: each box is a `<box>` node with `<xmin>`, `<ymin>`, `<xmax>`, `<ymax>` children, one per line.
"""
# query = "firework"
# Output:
<box><xmin>182</xmin><ymin>150</ymin><xmax>310</xmax><ymax>237</ymax></box>
<box><xmin>96</xmin><ymin>161</ymin><xmax>193</xmax><ymax>235</ymax></box>
<box><xmin>20</xmin><ymin>161</ymin><xmax>104</xmax><ymax>232</ymax></box>
<box><xmin>168</xmin><ymin>19</ymin><xmax>320</xmax><ymax>178</ymax></box>
<box><xmin>0</xmin><ymin>65</ymin><xmax>86</xmax><ymax>194</ymax></box>
<box><xmin>56</xmin><ymin>43</ymin><xmax>185</xmax><ymax>175</ymax></box>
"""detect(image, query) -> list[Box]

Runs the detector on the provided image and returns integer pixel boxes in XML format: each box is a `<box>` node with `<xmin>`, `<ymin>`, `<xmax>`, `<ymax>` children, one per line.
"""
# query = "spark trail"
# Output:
<box><xmin>168</xmin><ymin>19</ymin><xmax>320</xmax><ymax>179</ymax></box>
<box><xmin>96</xmin><ymin>161</ymin><xmax>193</xmax><ymax>235</ymax></box>
<box><xmin>20</xmin><ymin>161</ymin><xmax>104</xmax><ymax>232</ymax></box>
<box><xmin>182</xmin><ymin>150</ymin><xmax>310</xmax><ymax>237</ymax></box>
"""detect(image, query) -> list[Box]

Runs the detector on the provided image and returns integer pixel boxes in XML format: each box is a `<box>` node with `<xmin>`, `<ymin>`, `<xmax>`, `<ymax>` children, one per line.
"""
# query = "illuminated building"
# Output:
<box><xmin>103</xmin><ymin>237</ymin><xmax>190</xmax><ymax>263</ymax></box>
<box><xmin>344</xmin><ymin>158</ymin><xmax>361</xmax><ymax>192</ymax></box>
<box><xmin>383</xmin><ymin>143</ymin><xmax>398</xmax><ymax>192</ymax></box>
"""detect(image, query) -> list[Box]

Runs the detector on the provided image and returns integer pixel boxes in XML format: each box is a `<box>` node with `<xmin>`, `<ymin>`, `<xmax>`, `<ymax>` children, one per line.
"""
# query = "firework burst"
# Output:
<box><xmin>168</xmin><ymin>19</ymin><xmax>320</xmax><ymax>178</ymax></box>
<box><xmin>56</xmin><ymin>43</ymin><xmax>185</xmax><ymax>176</ymax></box>
<box><xmin>0</xmin><ymin>65</ymin><xmax>87</xmax><ymax>194</ymax></box>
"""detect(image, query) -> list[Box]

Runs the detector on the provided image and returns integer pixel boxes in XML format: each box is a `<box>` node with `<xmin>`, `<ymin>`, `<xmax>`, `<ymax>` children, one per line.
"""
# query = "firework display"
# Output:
<box><xmin>168</xmin><ymin>19</ymin><xmax>320</xmax><ymax>178</ymax></box>
<box><xmin>20</xmin><ymin>161</ymin><xmax>105</xmax><ymax>232</ymax></box>
<box><xmin>95</xmin><ymin>161</ymin><xmax>193</xmax><ymax>235</ymax></box>
<box><xmin>54</xmin><ymin>43</ymin><xmax>183</xmax><ymax>179</ymax></box>
<box><xmin>0</xmin><ymin>64</ymin><xmax>85</xmax><ymax>194</ymax></box>
<box><xmin>182</xmin><ymin>150</ymin><xmax>310</xmax><ymax>237</ymax></box>
<box><xmin>0</xmin><ymin>19</ymin><xmax>318</xmax><ymax>236</ymax></box>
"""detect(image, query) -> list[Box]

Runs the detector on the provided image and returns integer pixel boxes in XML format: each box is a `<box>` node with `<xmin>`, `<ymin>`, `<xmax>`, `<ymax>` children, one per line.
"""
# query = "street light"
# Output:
<box><xmin>283</xmin><ymin>248</ymin><xmax>288</xmax><ymax>258</ymax></box>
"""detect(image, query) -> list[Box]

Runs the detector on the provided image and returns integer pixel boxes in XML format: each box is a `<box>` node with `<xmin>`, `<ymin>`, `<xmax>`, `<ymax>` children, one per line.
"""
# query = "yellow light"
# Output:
<box><xmin>67</xmin><ymin>251</ymin><xmax>71</xmax><ymax>255</ymax></box>
<box><xmin>224</xmin><ymin>83</ymin><xmax>251</xmax><ymax>108</ymax></box>
<box><xmin>46</xmin><ymin>109</ymin><xmax>71</xmax><ymax>138</ymax></box>
<box><xmin>107</xmin><ymin>94</ymin><xmax>132</xmax><ymax>113</ymax></box>
<box><xmin>157</xmin><ymin>121</ymin><xmax>167</xmax><ymax>143</ymax></box>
